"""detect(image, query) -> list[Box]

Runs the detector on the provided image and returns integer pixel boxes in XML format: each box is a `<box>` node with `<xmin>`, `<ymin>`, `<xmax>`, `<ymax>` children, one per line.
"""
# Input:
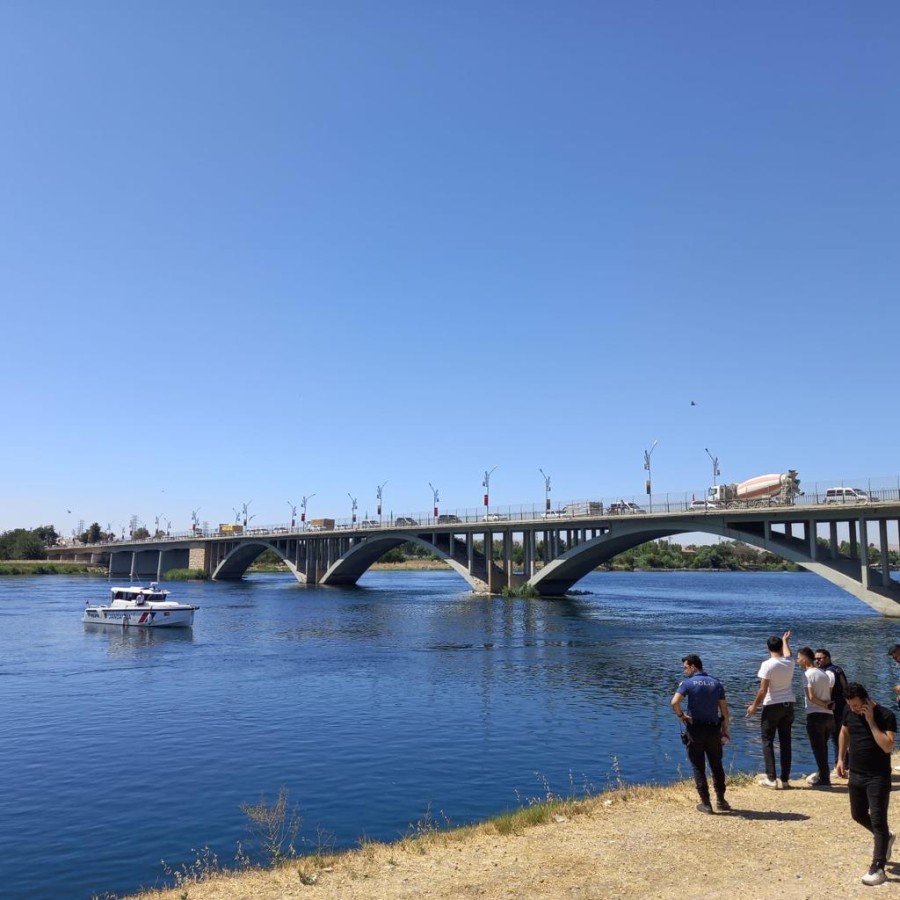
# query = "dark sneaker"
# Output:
<box><xmin>779</xmin><ymin>779</ymin><xmax>793</xmax><ymax>790</ymax></box>
<box><xmin>862</xmin><ymin>865</ymin><xmax>886</xmax><ymax>886</ymax></box>
<box><xmin>696</xmin><ymin>801</ymin><xmax>713</xmax><ymax>814</ymax></box>
<box><xmin>810</xmin><ymin>783</ymin><xmax>833</xmax><ymax>791</ymax></box>
<box><xmin>716</xmin><ymin>798</ymin><xmax>732</xmax><ymax>812</ymax></box>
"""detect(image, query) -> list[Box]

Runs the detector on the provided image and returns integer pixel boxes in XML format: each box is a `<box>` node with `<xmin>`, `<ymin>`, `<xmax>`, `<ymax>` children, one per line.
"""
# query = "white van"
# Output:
<box><xmin>823</xmin><ymin>487</ymin><xmax>875</xmax><ymax>504</ymax></box>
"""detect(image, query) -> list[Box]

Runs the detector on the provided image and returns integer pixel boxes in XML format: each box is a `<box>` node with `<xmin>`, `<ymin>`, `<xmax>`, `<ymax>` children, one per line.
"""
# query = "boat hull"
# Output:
<box><xmin>83</xmin><ymin>606</ymin><xmax>195</xmax><ymax>628</ymax></box>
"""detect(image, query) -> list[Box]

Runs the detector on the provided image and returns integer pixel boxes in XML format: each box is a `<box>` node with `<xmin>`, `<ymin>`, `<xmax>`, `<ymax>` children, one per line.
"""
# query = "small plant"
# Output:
<box><xmin>492</xmin><ymin>811</ymin><xmax>518</xmax><ymax>835</ymax></box>
<box><xmin>240</xmin><ymin>786</ymin><xmax>301</xmax><ymax>864</ymax></box>
<box><xmin>500</xmin><ymin>583</ymin><xmax>540</xmax><ymax>598</ymax></box>
<box><xmin>405</xmin><ymin>802</ymin><xmax>452</xmax><ymax>840</ymax></box>
<box><xmin>161</xmin><ymin>845</ymin><xmax>222</xmax><ymax>887</ymax></box>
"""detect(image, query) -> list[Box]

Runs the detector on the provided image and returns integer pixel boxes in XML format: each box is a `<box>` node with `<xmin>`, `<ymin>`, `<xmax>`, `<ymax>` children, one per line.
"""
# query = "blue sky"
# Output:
<box><xmin>2</xmin><ymin>2</ymin><xmax>899</xmax><ymax>535</ymax></box>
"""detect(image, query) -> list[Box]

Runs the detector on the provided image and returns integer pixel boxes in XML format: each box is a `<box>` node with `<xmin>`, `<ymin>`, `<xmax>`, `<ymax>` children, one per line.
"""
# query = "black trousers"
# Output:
<box><xmin>760</xmin><ymin>702</ymin><xmax>794</xmax><ymax>782</ymax></box>
<box><xmin>831</xmin><ymin>702</ymin><xmax>847</xmax><ymax>767</ymax></box>
<box><xmin>805</xmin><ymin>713</ymin><xmax>834</xmax><ymax>784</ymax></box>
<box><xmin>848</xmin><ymin>771</ymin><xmax>892</xmax><ymax>867</ymax></box>
<box><xmin>685</xmin><ymin>721</ymin><xmax>726</xmax><ymax>803</ymax></box>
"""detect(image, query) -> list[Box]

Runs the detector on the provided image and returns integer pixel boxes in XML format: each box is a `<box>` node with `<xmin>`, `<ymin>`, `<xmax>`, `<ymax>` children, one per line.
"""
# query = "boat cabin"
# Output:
<box><xmin>110</xmin><ymin>584</ymin><xmax>169</xmax><ymax>605</ymax></box>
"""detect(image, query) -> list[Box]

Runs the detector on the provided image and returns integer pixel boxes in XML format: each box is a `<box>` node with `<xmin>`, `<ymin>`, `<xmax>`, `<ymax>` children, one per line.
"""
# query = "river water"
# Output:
<box><xmin>1</xmin><ymin>570</ymin><xmax>897</xmax><ymax>899</ymax></box>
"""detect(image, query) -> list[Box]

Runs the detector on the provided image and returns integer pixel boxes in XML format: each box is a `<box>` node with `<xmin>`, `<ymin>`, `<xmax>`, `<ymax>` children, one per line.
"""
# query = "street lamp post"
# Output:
<box><xmin>241</xmin><ymin>500</ymin><xmax>252</xmax><ymax>528</ymax></box>
<box><xmin>287</xmin><ymin>500</ymin><xmax>297</xmax><ymax>529</ymax></box>
<box><xmin>301</xmin><ymin>494</ymin><xmax>316</xmax><ymax>529</ymax></box>
<box><xmin>483</xmin><ymin>465</ymin><xmax>498</xmax><ymax>518</ymax></box>
<box><xmin>191</xmin><ymin>508</ymin><xmax>201</xmax><ymax>535</ymax></box>
<box><xmin>348</xmin><ymin>493</ymin><xmax>357</xmax><ymax>525</ymax></box>
<box><xmin>539</xmin><ymin>468</ymin><xmax>551</xmax><ymax>512</ymax></box>
<box><xmin>428</xmin><ymin>482</ymin><xmax>439</xmax><ymax>521</ymax></box>
<box><xmin>643</xmin><ymin>440</ymin><xmax>658</xmax><ymax>512</ymax></box>
<box><xmin>705</xmin><ymin>448</ymin><xmax>720</xmax><ymax>487</ymax></box>
<box><xmin>376</xmin><ymin>481</ymin><xmax>388</xmax><ymax>523</ymax></box>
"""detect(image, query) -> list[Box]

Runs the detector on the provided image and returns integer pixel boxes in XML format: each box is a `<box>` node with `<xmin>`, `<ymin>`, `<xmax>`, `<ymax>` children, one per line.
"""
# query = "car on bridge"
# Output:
<box><xmin>437</xmin><ymin>514</ymin><xmax>461</xmax><ymax>524</ymax></box>
<box><xmin>607</xmin><ymin>500</ymin><xmax>645</xmax><ymax>515</ymax></box>
<box><xmin>360</xmin><ymin>520</ymin><xmax>380</xmax><ymax>528</ymax></box>
<box><xmin>542</xmin><ymin>510</ymin><xmax>566</xmax><ymax>519</ymax></box>
<box><xmin>395</xmin><ymin>517</ymin><xmax>419</xmax><ymax>526</ymax></box>
<box><xmin>689</xmin><ymin>499</ymin><xmax>722</xmax><ymax>511</ymax></box>
<box><xmin>823</xmin><ymin>487</ymin><xmax>877</xmax><ymax>504</ymax></box>
<box><xmin>482</xmin><ymin>513</ymin><xmax>508</xmax><ymax>522</ymax></box>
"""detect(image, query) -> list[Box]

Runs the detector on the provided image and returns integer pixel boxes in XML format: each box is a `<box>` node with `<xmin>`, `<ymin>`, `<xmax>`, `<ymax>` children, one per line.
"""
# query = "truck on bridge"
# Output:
<box><xmin>309</xmin><ymin>518</ymin><xmax>336</xmax><ymax>531</ymax></box>
<box><xmin>707</xmin><ymin>470</ymin><xmax>801</xmax><ymax>507</ymax></box>
<box><xmin>563</xmin><ymin>501</ymin><xmax>604</xmax><ymax>516</ymax></box>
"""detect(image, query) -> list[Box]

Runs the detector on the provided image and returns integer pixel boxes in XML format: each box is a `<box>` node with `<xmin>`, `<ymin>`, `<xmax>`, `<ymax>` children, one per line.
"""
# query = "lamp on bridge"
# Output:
<box><xmin>705</xmin><ymin>448</ymin><xmax>720</xmax><ymax>487</ymax></box>
<box><xmin>348</xmin><ymin>493</ymin><xmax>358</xmax><ymax>525</ymax></box>
<box><xmin>287</xmin><ymin>500</ymin><xmax>297</xmax><ymax>529</ymax></box>
<box><xmin>483</xmin><ymin>465</ymin><xmax>497</xmax><ymax>517</ymax></box>
<box><xmin>301</xmin><ymin>493</ymin><xmax>315</xmax><ymax>528</ymax></box>
<box><xmin>377</xmin><ymin>481</ymin><xmax>388</xmax><ymax>523</ymax></box>
<box><xmin>539</xmin><ymin>468</ymin><xmax>551</xmax><ymax>512</ymax></box>
<box><xmin>644</xmin><ymin>440</ymin><xmax>658</xmax><ymax>512</ymax></box>
<box><xmin>429</xmin><ymin>482</ymin><xmax>439</xmax><ymax>520</ymax></box>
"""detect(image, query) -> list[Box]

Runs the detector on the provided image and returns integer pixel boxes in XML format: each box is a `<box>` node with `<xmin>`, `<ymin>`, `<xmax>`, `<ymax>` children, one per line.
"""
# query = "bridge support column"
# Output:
<box><xmin>504</xmin><ymin>531</ymin><xmax>512</xmax><ymax>589</ymax></box>
<box><xmin>880</xmin><ymin>519</ymin><xmax>891</xmax><ymax>587</ymax></box>
<box><xmin>309</xmin><ymin>538</ymin><xmax>322</xmax><ymax>584</ymax></box>
<box><xmin>860</xmin><ymin>518</ymin><xmax>870</xmax><ymax>589</ymax></box>
<box><xmin>808</xmin><ymin>520</ymin><xmax>818</xmax><ymax>560</ymax></box>
<box><xmin>849</xmin><ymin>522</ymin><xmax>858</xmax><ymax>559</ymax></box>
<box><xmin>830</xmin><ymin>522</ymin><xmax>839</xmax><ymax>559</ymax></box>
<box><xmin>130</xmin><ymin>552</ymin><xmax>137</xmax><ymax>579</ymax></box>
<box><xmin>189</xmin><ymin>546</ymin><xmax>208</xmax><ymax>574</ymax></box>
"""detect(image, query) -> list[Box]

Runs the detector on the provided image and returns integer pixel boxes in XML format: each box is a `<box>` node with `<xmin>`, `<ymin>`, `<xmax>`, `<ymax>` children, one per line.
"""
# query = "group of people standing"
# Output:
<box><xmin>670</xmin><ymin>632</ymin><xmax>897</xmax><ymax>887</ymax></box>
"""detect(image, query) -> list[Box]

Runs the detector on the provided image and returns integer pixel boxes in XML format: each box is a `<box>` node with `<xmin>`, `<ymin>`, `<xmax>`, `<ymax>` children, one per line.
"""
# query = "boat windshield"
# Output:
<box><xmin>110</xmin><ymin>589</ymin><xmax>168</xmax><ymax>602</ymax></box>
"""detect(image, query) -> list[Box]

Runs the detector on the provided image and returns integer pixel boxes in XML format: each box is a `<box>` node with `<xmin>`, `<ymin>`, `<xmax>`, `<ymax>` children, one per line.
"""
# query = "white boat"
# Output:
<box><xmin>83</xmin><ymin>583</ymin><xmax>199</xmax><ymax>628</ymax></box>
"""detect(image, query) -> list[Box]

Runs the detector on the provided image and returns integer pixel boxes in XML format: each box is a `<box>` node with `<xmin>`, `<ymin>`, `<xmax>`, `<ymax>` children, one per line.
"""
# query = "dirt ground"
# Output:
<box><xmin>129</xmin><ymin>768</ymin><xmax>900</xmax><ymax>900</ymax></box>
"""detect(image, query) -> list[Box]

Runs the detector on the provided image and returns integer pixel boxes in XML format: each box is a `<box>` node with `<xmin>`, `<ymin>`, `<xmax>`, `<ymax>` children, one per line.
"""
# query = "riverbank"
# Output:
<box><xmin>128</xmin><ymin>767</ymin><xmax>900</xmax><ymax>899</ymax></box>
<box><xmin>0</xmin><ymin>560</ymin><xmax>104</xmax><ymax>575</ymax></box>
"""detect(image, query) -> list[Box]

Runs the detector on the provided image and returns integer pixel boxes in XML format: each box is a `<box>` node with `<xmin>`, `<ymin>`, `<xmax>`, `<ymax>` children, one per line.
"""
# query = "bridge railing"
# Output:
<box><xmin>51</xmin><ymin>477</ymin><xmax>900</xmax><ymax>548</ymax></box>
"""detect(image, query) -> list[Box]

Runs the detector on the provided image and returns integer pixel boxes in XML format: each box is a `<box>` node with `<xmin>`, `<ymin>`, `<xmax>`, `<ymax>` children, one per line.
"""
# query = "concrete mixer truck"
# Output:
<box><xmin>707</xmin><ymin>471</ymin><xmax>801</xmax><ymax>508</ymax></box>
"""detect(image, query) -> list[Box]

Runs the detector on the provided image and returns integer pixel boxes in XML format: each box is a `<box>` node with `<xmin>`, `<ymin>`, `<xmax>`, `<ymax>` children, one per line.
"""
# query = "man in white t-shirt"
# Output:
<box><xmin>797</xmin><ymin>646</ymin><xmax>835</xmax><ymax>788</ymax></box>
<box><xmin>747</xmin><ymin>630</ymin><xmax>795</xmax><ymax>788</ymax></box>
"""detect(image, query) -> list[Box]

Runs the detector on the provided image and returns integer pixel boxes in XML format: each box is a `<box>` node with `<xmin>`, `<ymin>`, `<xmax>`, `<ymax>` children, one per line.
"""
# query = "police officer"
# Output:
<box><xmin>671</xmin><ymin>654</ymin><xmax>731</xmax><ymax>814</ymax></box>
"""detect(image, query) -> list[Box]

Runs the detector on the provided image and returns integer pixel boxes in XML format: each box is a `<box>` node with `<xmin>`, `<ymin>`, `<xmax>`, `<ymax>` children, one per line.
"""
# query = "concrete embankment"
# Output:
<box><xmin>129</xmin><ymin>766</ymin><xmax>900</xmax><ymax>900</ymax></box>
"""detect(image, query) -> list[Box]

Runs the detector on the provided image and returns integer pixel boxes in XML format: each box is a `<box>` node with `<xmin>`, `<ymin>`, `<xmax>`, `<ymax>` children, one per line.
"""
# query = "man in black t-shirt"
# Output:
<box><xmin>815</xmin><ymin>647</ymin><xmax>848</xmax><ymax>769</ymax></box>
<box><xmin>837</xmin><ymin>682</ymin><xmax>897</xmax><ymax>887</ymax></box>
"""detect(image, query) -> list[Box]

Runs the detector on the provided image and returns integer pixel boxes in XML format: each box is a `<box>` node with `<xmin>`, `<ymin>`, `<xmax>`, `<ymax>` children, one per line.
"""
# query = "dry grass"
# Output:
<box><xmin>123</xmin><ymin>768</ymin><xmax>900</xmax><ymax>900</ymax></box>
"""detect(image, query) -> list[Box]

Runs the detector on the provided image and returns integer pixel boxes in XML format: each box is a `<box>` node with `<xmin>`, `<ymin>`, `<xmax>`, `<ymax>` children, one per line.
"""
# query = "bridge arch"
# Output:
<box><xmin>213</xmin><ymin>540</ymin><xmax>290</xmax><ymax>580</ymax></box>
<box><xmin>319</xmin><ymin>532</ymin><xmax>490</xmax><ymax>592</ymax></box>
<box><xmin>211</xmin><ymin>532</ymin><xmax>493</xmax><ymax>592</ymax></box>
<box><xmin>529</xmin><ymin>520</ymin><xmax>900</xmax><ymax>617</ymax></box>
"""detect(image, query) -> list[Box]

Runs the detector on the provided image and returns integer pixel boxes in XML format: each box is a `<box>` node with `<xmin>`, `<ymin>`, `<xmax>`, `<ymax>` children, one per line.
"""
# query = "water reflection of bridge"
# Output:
<box><xmin>49</xmin><ymin>502</ymin><xmax>900</xmax><ymax>616</ymax></box>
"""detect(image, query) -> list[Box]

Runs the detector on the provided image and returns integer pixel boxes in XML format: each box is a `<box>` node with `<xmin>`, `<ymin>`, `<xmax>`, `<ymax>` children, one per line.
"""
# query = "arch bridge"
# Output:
<box><xmin>50</xmin><ymin>503</ymin><xmax>900</xmax><ymax>616</ymax></box>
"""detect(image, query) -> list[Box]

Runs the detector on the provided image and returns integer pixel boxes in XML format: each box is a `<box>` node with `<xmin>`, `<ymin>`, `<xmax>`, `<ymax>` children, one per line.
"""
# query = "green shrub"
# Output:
<box><xmin>161</xmin><ymin>568</ymin><xmax>208</xmax><ymax>581</ymax></box>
